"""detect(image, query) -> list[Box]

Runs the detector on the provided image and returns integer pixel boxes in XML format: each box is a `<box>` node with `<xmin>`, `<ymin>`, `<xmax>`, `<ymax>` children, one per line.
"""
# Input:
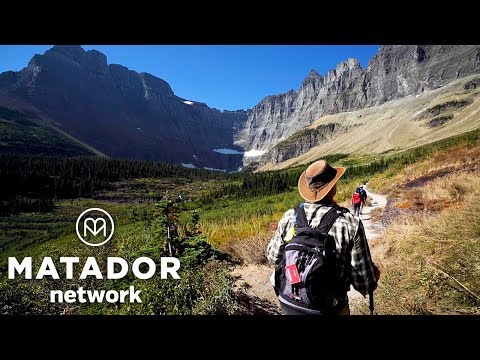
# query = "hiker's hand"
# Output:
<box><xmin>374</xmin><ymin>264</ymin><xmax>381</xmax><ymax>281</ymax></box>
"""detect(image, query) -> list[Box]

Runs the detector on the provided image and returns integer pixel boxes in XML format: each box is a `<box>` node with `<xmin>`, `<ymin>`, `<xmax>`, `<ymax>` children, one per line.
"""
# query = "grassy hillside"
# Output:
<box><xmin>372</xmin><ymin>179</ymin><xmax>480</xmax><ymax>314</ymax></box>
<box><xmin>366</xmin><ymin>131</ymin><xmax>480</xmax><ymax>314</ymax></box>
<box><xmin>0</xmin><ymin>106</ymin><xmax>94</xmax><ymax>156</ymax></box>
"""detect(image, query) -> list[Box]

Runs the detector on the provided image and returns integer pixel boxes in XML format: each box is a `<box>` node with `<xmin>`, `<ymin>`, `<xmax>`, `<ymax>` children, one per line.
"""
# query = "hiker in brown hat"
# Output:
<box><xmin>267</xmin><ymin>159</ymin><xmax>380</xmax><ymax>315</ymax></box>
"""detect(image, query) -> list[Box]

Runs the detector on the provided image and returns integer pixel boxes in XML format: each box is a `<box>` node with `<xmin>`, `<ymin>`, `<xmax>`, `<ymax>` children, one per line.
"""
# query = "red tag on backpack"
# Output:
<box><xmin>285</xmin><ymin>264</ymin><xmax>301</xmax><ymax>284</ymax></box>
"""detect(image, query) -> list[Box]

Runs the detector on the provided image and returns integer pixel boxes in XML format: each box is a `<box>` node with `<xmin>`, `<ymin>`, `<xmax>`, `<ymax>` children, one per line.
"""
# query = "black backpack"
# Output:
<box><xmin>274</xmin><ymin>204</ymin><xmax>345</xmax><ymax>314</ymax></box>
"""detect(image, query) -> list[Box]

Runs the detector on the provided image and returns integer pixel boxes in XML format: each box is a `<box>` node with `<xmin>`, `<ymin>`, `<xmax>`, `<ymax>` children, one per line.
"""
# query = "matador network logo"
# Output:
<box><xmin>76</xmin><ymin>208</ymin><xmax>115</xmax><ymax>246</ymax></box>
<box><xmin>8</xmin><ymin>206</ymin><xmax>181</xmax><ymax>304</ymax></box>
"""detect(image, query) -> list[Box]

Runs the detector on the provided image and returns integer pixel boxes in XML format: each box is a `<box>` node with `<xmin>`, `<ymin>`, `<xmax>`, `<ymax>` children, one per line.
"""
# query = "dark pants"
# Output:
<box><xmin>353</xmin><ymin>203</ymin><xmax>360</xmax><ymax>217</ymax></box>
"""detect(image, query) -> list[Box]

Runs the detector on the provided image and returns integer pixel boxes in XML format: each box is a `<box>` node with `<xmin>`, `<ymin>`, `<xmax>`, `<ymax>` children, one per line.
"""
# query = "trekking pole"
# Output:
<box><xmin>369</xmin><ymin>290</ymin><xmax>375</xmax><ymax>315</ymax></box>
<box><xmin>167</xmin><ymin>225</ymin><xmax>172</xmax><ymax>256</ymax></box>
<box><xmin>166</xmin><ymin>201</ymin><xmax>173</xmax><ymax>256</ymax></box>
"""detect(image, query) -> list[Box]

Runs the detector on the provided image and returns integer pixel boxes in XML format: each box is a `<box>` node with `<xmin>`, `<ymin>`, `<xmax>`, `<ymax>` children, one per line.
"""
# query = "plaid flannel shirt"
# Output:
<box><xmin>266</xmin><ymin>200</ymin><xmax>378</xmax><ymax>296</ymax></box>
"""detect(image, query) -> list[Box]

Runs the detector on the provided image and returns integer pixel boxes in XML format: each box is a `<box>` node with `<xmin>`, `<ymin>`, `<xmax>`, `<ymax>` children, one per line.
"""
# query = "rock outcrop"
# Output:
<box><xmin>261</xmin><ymin>123</ymin><xmax>344</xmax><ymax>164</ymax></box>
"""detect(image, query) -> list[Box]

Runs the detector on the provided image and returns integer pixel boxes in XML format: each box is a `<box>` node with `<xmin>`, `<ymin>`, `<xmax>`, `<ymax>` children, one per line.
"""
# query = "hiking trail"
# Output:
<box><xmin>232</xmin><ymin>183</ymin><xmax>388</xmax><ymax>315</ymax></box>
<box><xmin>346</xmin><ymin>184</ymin><xmax>387</xmax><ymax>314</ymax></box>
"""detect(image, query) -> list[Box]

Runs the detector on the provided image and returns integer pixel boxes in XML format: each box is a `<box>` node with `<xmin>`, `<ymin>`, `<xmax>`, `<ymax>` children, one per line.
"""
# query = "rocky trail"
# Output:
<box><xmin>232</xmin><ymin>184</ymin><xmax>388</xmax><ymax>315</ymax></box>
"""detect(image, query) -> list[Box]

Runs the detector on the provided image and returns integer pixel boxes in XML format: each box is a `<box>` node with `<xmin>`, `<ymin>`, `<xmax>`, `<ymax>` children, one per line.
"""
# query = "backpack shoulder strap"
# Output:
<box><xmin>294</xmin><ymin>204</ymin><xmax>308</xmax><ymax>228</ymax></box>
<box><xmin>295</xmin><ymin>203</ymin><xmax>324</xmax><ymax>228</ymax></box>
<box><xmin>308</xmin><ymin>205</ymin><xmax>323</xmax><ymax>227</ymax></box>
<box><xmin>318</xmin><ymin>206</ymin><xmax>342</xmax><ymax>235</ymax></box>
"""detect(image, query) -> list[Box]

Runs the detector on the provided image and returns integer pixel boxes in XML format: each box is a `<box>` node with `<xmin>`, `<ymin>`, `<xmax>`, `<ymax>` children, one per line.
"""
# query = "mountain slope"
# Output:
<box><xmin>0</xmin><ymin>45</ymin><xmax>248</xmax><ymax>170</ymax></box>
<box><xmin>258</xmin><ymin>75</ymin><xmax>480</xmax><ymax>171</ymax></box>
<box><xmin>0</xmin><ymin>105</ymin><xmax>95</xmax><ymax>157</ymax></box>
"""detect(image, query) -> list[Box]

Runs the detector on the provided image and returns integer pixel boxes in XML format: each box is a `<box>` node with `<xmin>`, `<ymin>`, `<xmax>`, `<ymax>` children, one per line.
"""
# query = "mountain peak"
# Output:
<box><xmin>41</xmin><ymin>46</ymin><xmax>109</xmax><ymax>75</ymax></box>
<box><xmin>336</xmin><ymin>57</ymin><xmax>361</xmax><ymax>73</ymax></box>
<box><xmin>302</xmin><ymin>69</ymin><xmax>323</xmax><ymax>88</ymax></box>
<box><xmin>85</xmin><ymin>49</ymin><xmax>108</xmax><ymax>74</ymax></box>
<box><xmin>139</xmin><ymin>72</ymin><xmax>174</xmax><ymax>97</ymax></box>
<box><xmin>49</xmin><ymin>45</ymin><xmax>87</xmax><ymax>62</ymax></box>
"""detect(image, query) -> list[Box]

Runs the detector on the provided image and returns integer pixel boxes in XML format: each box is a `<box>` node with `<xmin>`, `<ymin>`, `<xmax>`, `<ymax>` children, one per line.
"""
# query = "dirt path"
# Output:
<box><xmin>231</xmin><ymin>264</ymin><xmax>281</xmax><ymax>314</ymax></box>
<box><xmin>233</xmin><ymin>184</ymin><xmax>388</xmax><ymax>315</ymax></box>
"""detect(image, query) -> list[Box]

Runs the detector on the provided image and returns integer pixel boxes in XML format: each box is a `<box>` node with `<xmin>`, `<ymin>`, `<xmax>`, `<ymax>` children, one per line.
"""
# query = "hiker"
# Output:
<box><xmin>266</xmin><ymin>159</ymin><xmax>379</xmax><ymax>315</ymax></box>
<box><xmin>352</xmin><ymin>188</ymin><xmax>362</xmax><ymax>217</ymax></box>
<box><xmin>358</xmin><ymin>185</ymin><xmax>367</xmax><ymax>213</ymax></box>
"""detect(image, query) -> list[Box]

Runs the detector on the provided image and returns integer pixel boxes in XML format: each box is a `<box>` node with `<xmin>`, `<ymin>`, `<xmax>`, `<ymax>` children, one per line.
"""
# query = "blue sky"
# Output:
<box><xmin>0</xmin><ymin>45</ymin><xmax>379</xmax><ymax>110</ymax></box>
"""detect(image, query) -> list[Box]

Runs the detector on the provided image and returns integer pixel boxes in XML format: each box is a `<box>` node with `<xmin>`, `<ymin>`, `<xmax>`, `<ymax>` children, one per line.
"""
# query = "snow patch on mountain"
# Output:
<box><xmin>244</xmin><ymin>149</ymin><xmax>266</xmax><ymax>157</ymax></box>
<box><xmin>181</xmin><ymin>163</ymin><xmax>196</xmax><ymax>169</ymax></box>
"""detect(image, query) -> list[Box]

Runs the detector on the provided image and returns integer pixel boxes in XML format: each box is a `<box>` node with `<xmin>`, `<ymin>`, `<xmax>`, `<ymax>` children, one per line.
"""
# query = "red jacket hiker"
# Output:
<box><xmin>352</xmin><ymin>192</ymin><xmax>361</xmax><ymax>205</ymax></box>
<box><xmin>352</xmin><ymin>192</ymin><xmax>361</xmax><ymax>217</ymax></box>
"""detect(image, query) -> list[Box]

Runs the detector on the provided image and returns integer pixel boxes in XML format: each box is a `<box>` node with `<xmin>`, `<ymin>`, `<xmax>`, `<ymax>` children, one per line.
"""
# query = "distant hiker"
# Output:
<box><xmin>358</xmin><ymin>185</ymin><xmax>367</xmax><ymax>213</ymax></box>
<box><xmin>352</xmin><ymin>188</ymin><xmax>362</xmax><ymax>217</ymax></box>
<box><xmin>266</xmin><ymin>160</ymin><xmax>380</xmax><ymax>315</ymax></box>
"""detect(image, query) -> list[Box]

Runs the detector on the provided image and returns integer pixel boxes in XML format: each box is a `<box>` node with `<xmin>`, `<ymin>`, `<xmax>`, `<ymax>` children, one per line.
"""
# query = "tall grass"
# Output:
<box><xmin>372</xmin><ymin>173</ymin><xmax>480</xmax><ymax>314</ymax></box>
<box><xmin>221</xmin><ymin>234</ymin><xmax>272</xmax><ymax>265</ymax></box>
<box><xmin>370</xmin><ymin>140</ymin><xmax>480</xmax><ymax>198</ymax></box>
<box><xmin>199</xmin><ymin>190</ymin><xmax>298</xmax><ymax>246</ymax></box>
<box><xmin>200</xmin><ymin>214</ymin><xmax>281</xmax><ymax>246</ymax></box>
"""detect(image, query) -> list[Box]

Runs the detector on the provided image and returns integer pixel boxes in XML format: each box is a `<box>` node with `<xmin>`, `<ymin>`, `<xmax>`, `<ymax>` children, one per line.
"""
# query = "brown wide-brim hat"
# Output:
<box><xmin>298</xmin><ymin>160</ymin><xmax>346</xmax><ymax>202</ymax></box>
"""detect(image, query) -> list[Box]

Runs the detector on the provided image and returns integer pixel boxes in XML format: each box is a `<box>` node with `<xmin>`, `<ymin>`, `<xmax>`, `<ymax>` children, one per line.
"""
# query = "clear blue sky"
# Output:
<box><xmin>0</xmin><ymin>45</ymin><xmax>379</xmax><ymax>111</ymax></box>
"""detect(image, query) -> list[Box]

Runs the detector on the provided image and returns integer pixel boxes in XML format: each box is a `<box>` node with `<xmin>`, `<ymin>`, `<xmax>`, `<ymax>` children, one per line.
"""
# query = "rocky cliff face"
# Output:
<box><xmin>236</xmin><ymin>45</ymin><xmax>480</xmax><ymax>155</ymax></box>
<box><xmin>0</xmin><ymin>45</ymin><xmax>248</xmax><ymax>171</ymax></box>
<box><xmin>258</xmin><ymin>123</ymin><xmax>344</xmax><ymax>165</ymax></box>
